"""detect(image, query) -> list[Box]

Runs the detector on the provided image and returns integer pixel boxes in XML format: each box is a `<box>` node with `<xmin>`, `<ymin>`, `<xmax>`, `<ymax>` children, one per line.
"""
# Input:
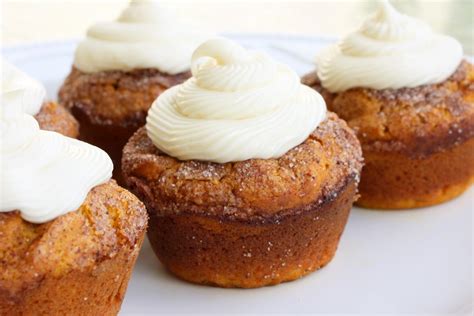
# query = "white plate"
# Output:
<box><xmin>3</xmin><ymin>34</ymin><xmax>473</xmax><ymax>315</ymax></box>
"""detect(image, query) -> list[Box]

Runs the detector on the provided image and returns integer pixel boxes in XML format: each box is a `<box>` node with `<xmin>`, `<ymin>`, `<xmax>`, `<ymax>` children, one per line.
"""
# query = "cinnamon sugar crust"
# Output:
<box><xmin>0</xmin><ymin>181</ymin><xmax>147</xmax><ymax>313</ymax></box>
<box><xmin>34</xmin><ymin>101</ymin><xmax>79</xmax><ymax>138</ymax></box>
<box><xmin>302</xmin><ymin>60</ymin><xmax>474</xmax><ymax>208</ymax></box>
<box><xmin>58</xmin><ymin>67</ymin><xmax>190</xmax><ymax>127</ymax></box>
<box><xmin>122</xmin><ymin>113</ymin><xmax>362</xmax><ymax>287</ymax></box>
<box><xmin>302</xmin><ymin>60</ymin><xmax>474</xmax><ymax>157</ymax></box>
<box><xmin>122</xmin><ymin>113</ymin><xmax>363</xmax><ymax>222</ymax></box>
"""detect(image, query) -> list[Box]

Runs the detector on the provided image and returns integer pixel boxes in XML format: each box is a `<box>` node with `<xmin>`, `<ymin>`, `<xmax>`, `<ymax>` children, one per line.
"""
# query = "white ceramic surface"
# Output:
<box><xmin>3</xmin><ymin>34</ymin><xmax>473</xmax><ymax>315</ymax></box>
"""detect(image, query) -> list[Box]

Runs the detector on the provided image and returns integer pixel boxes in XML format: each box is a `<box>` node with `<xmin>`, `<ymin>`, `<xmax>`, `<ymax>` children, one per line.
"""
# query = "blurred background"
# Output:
<box><xmin>2</xmin><ymin>0</ymin><xmax>473</xmax><ymax>54</ymax></box>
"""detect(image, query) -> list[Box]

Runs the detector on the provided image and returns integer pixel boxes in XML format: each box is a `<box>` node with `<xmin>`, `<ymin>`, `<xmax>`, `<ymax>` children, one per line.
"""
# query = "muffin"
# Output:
<box><xmin>34</xmin><ymin>101</ymin><xmax>79</xmax><ymax>138</ymax></box>
<box><xmin>122</xmin><ymin>38</ymin><xmax>363</xmax><ymax>288</ymax></box>
<box><xmin>2</xmin><ymin>59</ymin><xmax>78</xmax><ymax>138</ymax></box>
<box><xmin>302</xmin><ymin>0</ymin><xmax>473</xmax><ymax>209</ymax></box>
<box><xmin>0</xmin><ymin>72</ymin><xmax>147</xmax><ymax>315</ymax></box>
<box><xmin>58</xmin><ymin>0</ymin><xmax>211</xmax><ymax>183</ymax></box>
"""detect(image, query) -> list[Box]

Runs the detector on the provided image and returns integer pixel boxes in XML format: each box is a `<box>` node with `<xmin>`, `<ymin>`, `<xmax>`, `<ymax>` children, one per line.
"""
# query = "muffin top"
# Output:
<box><xmin>0</xmin><ymin>181</ymin><xmax>147</xmax><ymax>296</ymax></box>
<box><xmin>74</xmin><ymin>0</ymin><xmax>211</xmax><ymax>74</ymax></box>
<box><xmin>123</xmin><ymin>113</ymin><xmax>362</xmax><ymax>222</ymax></box>
<box><xmin>303</xmin><ymin>61</ymin><xmax>474</xmax><ymax>157</ymax></box>
<box><xmin>123</xmin><ymin>38</ymin><xmax>362</xmax><ymax>219</ymax></box>
<box><xmin>34</xmin><ymin>101</ymin><xmax>79</xmax><ymax>138</ymax></box>
<box><xmin>58</xmin><ymin>67</ymin><xmax>190</xmax><ymax>126</ymax></box>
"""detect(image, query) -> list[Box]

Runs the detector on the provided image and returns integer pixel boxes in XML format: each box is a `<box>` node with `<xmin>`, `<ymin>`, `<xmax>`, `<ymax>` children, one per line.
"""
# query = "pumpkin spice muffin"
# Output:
<box><xmin>123</xmin><ymin>38</ymin><xmax>363</xmax><ymax>288</ymax></box>
<box><xmin>58</xmin><ymin>0</ymin><xmax>210</xmax><ymax>183</ymax></box>
<box><xmin>0</xmin><ymin>70</ymin><xmax>147</xmax><ymax>315</ymax></box>
<box><xmin>303</xmin><ymin>0</ymin><xmax>473</xmax><ymax>209</ymax></box>
<box><xmin>0</xmin><ymin>181</ymin><xmax>147</xmax><ymax>316</ymax></box>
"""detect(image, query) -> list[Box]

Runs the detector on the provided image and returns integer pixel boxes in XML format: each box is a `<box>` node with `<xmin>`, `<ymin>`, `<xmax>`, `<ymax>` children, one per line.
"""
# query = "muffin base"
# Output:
<box><xmin>0</xmin><ymin>234</ymin><xmax>144</xmax><ymax>316</ymax></box>
<box><xmin>145</xmin><ymin>178</ymin><xmax>357</xmax><ymax>288</ymax></box>
<box><xmin>357</xmin><ymin>137</ymin><xmax>474</xmax><ymax>209</ymax></box>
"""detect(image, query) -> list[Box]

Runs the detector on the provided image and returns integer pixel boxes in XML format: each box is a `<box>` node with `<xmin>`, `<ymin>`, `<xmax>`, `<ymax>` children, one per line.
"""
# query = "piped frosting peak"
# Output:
<box><xmin>146</xmin><ymin>38</ymin><xmax>327</xmax><ymax>163</ymax></box>
<box><xmin>317</xmin><ymin>0</ymin><xmax>463</xmax><ymax>92</ymax></box>
<box><xmin>74</xmin><ymin>0</ymin><xmax>211</xmax><ymax>74</ymax></box>
<box><xmin>0</xmin><ymin>64</ymin><xmax>113</xmax><ymax>223</ymax></box>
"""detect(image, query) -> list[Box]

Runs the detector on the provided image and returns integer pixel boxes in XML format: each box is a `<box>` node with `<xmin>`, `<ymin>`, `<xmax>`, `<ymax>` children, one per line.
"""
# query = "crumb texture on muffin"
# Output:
<box><xmin>303</xmin><ymin>61</ymin><xmax>474</xmax><ymax>157</ymax></box>
<box><xmin>0</xmin><ymin>181</ymin><xmax>147</xmax><ymax>315</ymax></box>
<box><xmin>123</xmin><ymin>113</ymin><xmax>362</xmax><ymax>287</ymax></box>
<box><xmin>34</xmin><ymin>101</ymin><xmax>79</xmax><ymax>138</ymax></box>
<box><xmin>303</xmin><ymin>60</ymin><xmax>474</xmax><ymax>208</ymax></box>
<box><xmin>58</xmin><ymin>67</ymin><xmax>190</xmax><ymax>128</ymax></box>
<box><xmin>123</xmin><ymin>113</ymin><xmax>363</xmax><ymax>221</ymax></box>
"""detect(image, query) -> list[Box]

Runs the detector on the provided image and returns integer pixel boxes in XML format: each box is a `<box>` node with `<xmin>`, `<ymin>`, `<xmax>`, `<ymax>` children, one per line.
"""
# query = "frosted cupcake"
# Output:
<box><xmin>302</xmin><ymin>0</ymin><xmax>473</xmax><ymax>209</ymax></box>
<box><xmin>122</xmin><ymin>38</ymin><xmax>363</xmax><ymax>288</ymax></box>
<box><xmin>3</xmin><ymin>59</ymin><xmax>78</xmax><ymax>138</ymax></box>
<box><xmin>0</xmin><ymin>75</ymin><xmax>147</xmax><ymax>314</ymax></box>
<box><xmin>58</xmin><ymin>0</ymin><xmax>211</xmax><ymax>182</ymax></box>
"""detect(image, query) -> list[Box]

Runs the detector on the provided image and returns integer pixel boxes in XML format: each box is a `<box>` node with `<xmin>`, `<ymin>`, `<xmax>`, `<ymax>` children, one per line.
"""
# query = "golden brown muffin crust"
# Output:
<box><xmin>0</xmin><ymin>180</ymin><xmax>147</xmax><ymax>298</ymax></box>
<box><xmin>122</xmin><ymin>113</ymin><xmax>363</xmax><ymax>222</ymax></box>
<box><xmin>357</xmin><ymin>138</ymin><xmax>474</xmax><ymax>209</ymax></box>
<box><xmin>148</xmin><ymin>178</ymin><xmax>358</xmax><ymax>288</ymax></box>
<box><xmin>302</xmin><ymin>61</ymin><xmax>474</xmax><ymax>157</ymax></box>
<box><xmin>34</xmin><ymin>101</ymin><xmax>79</xmax><ymax>138</ymax></box>
<box><xmin>58</xmin><ymin>67</ymin><xmax>190</xmax><ymax>127</ymax></box>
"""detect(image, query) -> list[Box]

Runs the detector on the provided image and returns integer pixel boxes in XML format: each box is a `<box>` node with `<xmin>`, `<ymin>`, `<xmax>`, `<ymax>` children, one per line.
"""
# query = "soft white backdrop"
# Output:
<box><xmin>2</xmin><ymin>0</ymin><xmax>473</xmax><ymax>54</ymax></box>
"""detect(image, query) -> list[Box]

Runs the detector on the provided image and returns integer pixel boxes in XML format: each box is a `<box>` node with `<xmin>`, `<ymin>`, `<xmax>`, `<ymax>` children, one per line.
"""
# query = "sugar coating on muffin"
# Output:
<box><xmin>304</xmin><ymin>0</ymin><xmax>473</xmax><ymax>209</ymax></box>
<box><xmin>123</xmin><ymin>38</ymin><xmax>363</xmax><ymax>288</ymax></box>
<box><xmin>304</xmin><ymin>61</ymin><xmax>474</xmax><ymax>156</ymax></box>
<box><xmin>0</xmin><ymin>62</ymin><xmax>147</xmax><ymax>314</ymax></box>
<box><xmin>60</xmin><ymin>68</ymin><xmax>191</xmax><ymax>126</ymax></box>
<box><xmin>0</xmin><ymin>181</ymin><xmax>147</xmax><ymax>315</ymax></box>
<box><xmin>124</xmin><ymin>113</ymin><xmax>362</xmax><ymax>220</ymax></box>
<box><xmin>34</xmin><ymin>101</ymin><xmax>79</xmax><ymax>138</ymax></box>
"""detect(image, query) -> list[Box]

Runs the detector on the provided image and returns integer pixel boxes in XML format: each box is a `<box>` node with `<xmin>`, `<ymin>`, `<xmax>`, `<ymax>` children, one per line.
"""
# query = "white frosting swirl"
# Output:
<box><xmin>1</xmin><ymin>59</ymin><xmax>45</xmax><ymax>116</ymax></box>
<box><xmin>0</xmin><ymin>69</ymin><xmax>113</xmax><ymax>223</ymax></box>
<box><xmin>74</xmin><ymin>0</ymin><xmax>211</xmax><ymax>74</ymax></box>
<box><xmin>146</xmin><ymin>38</ymin><xmax>327</xmax><ymax>163</ymax></box>
<box><xmin>317</xmin><ymin>0</ymin><xmax>463</xmax><ymax>92</ymax></box>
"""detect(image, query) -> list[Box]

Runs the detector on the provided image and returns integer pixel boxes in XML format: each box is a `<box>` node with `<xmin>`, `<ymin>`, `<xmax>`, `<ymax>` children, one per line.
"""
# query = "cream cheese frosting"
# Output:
<box><xmin>1</xmin><ymin>59</ymin><xmax>45</xmax><ymax>116</ymax></box>
<box><xmin>74</xmin><ymin>0</ymin><xmax>211</xmax><ymax>74</ymax></box>
<box><xmin>0</xmin><ymin>65</ymin><xmax>113</xmax><ymax>223</ymax></box>
<box><xmin>317</xmin><ymin>0</ymin><xmax>463</xmax><ymax>92</ymax></box>
<box><xmin>146</xmin><ymin>38</ymin><xmax>327</xmax><ymax>163</ymax></box>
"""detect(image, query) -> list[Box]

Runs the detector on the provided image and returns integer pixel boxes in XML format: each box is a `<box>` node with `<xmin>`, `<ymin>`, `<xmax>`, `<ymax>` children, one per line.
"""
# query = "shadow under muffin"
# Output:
<box><xmin>0</xmin><ymin>181</ymin><xmax>147</xmax><ymax>315</ymax></box>
<box><xmin>302</xmin><ymin>61</ymin><xmax>474</xmax><ymax>209</ymax></box>
<box><xmin>58</xmin><ymin>67</ymin><xmax>190</xmax><ymax>184</ymax></box>
<box><xmin>122</xmin><ymin>113</ymin><xmax>363</xmax><ymax>288</ymax></box>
